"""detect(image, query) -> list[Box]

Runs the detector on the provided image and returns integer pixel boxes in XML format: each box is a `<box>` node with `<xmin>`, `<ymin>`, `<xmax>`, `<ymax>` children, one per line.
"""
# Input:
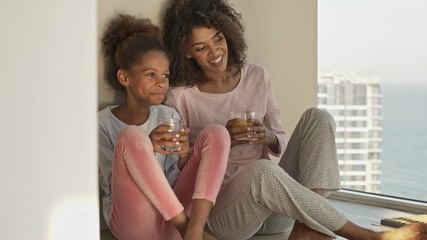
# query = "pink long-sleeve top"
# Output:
<box><xmin>165</xmin><ymin>64</ymin><xmax>288</xmax><ymax>186</ymax></box>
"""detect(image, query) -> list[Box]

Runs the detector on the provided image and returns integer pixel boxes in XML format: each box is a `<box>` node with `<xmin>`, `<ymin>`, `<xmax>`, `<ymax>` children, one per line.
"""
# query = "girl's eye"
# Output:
<box><xmin>162</xmin><ymin>73</ymin><xmax>170</xmax><ymax>79</ymax></box>
<box><xmin>146</xmin><ymin>72</ymin><xmax>156</xmax><ymax>78</ymax></box>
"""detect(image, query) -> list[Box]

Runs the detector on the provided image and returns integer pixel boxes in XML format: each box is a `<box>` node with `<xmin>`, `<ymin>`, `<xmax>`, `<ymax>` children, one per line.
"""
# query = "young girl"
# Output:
<box><xmin>162</xmin><ymin>0</ymin><xmax>427</xmax><ymax>239</ymax></box>
<box><xmin>98</xmin><ymin>14</ymin><xmax>229</xmax><ymax>240</ymax></box>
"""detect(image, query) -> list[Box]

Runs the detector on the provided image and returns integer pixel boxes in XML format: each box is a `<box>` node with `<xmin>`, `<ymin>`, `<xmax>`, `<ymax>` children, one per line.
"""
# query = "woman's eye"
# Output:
<box><xmin>195</xmin><ymin>46</ymin><xmax>205</xmax><ymax>52</ymax></box>
<box><xmin>215</xmin><ymin>36</ymin><xmax>223</xmax><ymax>43</ymax></box>
<box><xmin>163</xmin><ymin>73</ymin><xmax>170</xmax><ymax>79</ymax></box>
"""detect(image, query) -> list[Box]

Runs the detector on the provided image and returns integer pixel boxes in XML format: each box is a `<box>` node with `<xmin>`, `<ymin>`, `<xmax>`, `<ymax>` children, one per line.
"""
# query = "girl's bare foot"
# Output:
<box><xmin>288</xmin><ymin>220</ymin><xmax>332</xmax><ymax>240</ymax></box>
<box><xmin>203</xmin><ymin>231</ymin><xmax>217</xmax><ymax>240</ymax></box>
<box><xmin>380</xmin><ymin>223</ymin><xmax>427</xmax><ymax>240</ymax></box>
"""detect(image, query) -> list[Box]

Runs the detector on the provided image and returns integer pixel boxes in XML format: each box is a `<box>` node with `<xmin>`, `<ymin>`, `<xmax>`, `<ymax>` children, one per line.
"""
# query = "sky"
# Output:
<box><xmin>318</xmin><ymin>0</ymin><xmax>427</xmax><ymax>87</ymax></box>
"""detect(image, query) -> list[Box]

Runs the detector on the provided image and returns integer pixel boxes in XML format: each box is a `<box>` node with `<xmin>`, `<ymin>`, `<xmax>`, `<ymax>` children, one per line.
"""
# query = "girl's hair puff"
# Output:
<box><xmin>102</xmin><ymin>14</ymin><xmax>167</xmax><ymax>91</ymax></box>
<box><xmin>163</xmin><ymin>0</ymin><xmax>247</xmax><ymax>87</ymax></box>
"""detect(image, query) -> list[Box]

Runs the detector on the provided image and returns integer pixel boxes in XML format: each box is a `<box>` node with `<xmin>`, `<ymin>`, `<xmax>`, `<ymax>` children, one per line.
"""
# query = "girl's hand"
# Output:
<box><xmin>169</xmin><ymin>127</ymin><xmax>191</xmax><ymax>170</ymax></box>
<box><xmin>150</xmin><ymin>125</ymin><xmax>191</xmax><ymax>165</ymax></box>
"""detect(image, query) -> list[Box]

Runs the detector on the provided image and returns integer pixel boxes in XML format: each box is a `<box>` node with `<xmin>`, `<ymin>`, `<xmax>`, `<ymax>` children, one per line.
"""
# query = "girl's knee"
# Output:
<box><xmin>202</xmin><ymin>124</ymin><xmax>231</xmax><ymax>145</ymax></box>
<box><xmin>203</xmin><ymin>124</ymin><xmax>228</xmax><ymax>136</ymax></box>
<box><xmin>116</xmin><ymin>126</ymin><xmax>150</xmax><ymax>145</ymax></box>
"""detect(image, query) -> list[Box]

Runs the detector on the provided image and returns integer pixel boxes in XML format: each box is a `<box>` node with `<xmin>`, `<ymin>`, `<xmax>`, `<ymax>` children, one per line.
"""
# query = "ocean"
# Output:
<box><xmin>380</xmin><ymin>84</ymin><xmax>427</xmax><ymax>202</ymax></box>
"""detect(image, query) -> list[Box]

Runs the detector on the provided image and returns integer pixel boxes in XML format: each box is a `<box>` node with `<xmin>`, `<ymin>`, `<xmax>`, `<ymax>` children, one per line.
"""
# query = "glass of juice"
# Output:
<box><xmin>230</xmin><ymin>111</ymin><xmax>257</xmax><ymax>140</ymax></box>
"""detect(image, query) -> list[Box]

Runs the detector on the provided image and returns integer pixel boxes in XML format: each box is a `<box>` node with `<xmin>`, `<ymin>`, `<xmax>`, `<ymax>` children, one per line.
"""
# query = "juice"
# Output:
<box><xmin>232</xmin><ymin>119</ymin><xmax>255</xmax><ymax>128</ymax></box>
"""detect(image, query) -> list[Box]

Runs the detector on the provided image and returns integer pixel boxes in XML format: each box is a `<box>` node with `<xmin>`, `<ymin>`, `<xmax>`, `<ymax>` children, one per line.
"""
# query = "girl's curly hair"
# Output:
<box><xmin>102</xmin><ymin>14</ymin><xmax>167</xmax><ymax>91</ymax></box>
<box><xmin>163</xmin><ymin>0</ymin><xmax>247</xmax><ymax>87</ymax></box>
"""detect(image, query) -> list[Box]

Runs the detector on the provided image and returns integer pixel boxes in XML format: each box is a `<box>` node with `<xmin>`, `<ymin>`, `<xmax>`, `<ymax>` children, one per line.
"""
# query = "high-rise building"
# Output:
<box><xmin>318</xmin><ymin>72</ymin><xmax>382</xmax><ymax>193</ymax></box>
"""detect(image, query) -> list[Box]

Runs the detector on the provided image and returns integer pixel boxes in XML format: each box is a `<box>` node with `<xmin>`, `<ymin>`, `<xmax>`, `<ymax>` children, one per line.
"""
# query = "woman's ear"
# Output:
<box><xmin>185</xmin><ymin>52</ymin><xmax>191</xmax><ymax>59</ymax></box>
<box><xmin>117</xmin><ymin>69</ymin><xmax>129</xmax><ymax>86</ymax></box>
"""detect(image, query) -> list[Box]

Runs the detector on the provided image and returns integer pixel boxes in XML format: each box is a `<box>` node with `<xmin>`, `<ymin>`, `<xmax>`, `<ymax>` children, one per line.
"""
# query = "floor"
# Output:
<box><xmin>100</xmin><ymin>198</ymin><xmax>415</xmax><ymax>239</ymax></box>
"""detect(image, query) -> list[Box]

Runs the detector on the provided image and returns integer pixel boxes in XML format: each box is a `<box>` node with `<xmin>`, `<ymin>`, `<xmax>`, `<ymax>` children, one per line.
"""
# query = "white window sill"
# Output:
<box><xmin>329</xmin><ymin>189</ymin><xmax>427</xmax><ymax>214</ymax></box>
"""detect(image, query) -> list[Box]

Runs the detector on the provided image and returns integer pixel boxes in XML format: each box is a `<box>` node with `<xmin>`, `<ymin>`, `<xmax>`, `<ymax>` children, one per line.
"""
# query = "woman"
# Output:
<box><xmin>98</xmin><ymin>13</ymin><xmax>229</xmax><ymax>240</ymax></box>
<box><xmin>162</xmin><ymin>0</ymin><xmax>427</xmax><ymax>239</ymax></box>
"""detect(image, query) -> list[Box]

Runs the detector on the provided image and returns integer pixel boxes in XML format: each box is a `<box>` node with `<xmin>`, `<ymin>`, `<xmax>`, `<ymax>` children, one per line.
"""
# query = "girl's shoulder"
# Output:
<box><xmin>150</xmin><ymin>105</ymin><xmax>181</xmax><ymax>119</ymax></box>
<box><xmin>98</xmin><ymin>106</ymin><xmax>118</xmax><ymax>124</ymax></box>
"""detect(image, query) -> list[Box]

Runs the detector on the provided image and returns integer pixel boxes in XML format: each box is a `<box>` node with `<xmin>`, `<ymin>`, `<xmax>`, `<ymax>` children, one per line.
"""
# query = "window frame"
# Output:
<box><xmin>329</xmin><ymin>189</ymin><xmax>427</xmax><ymax>213</ymax></box>
<box><xmin>317</xmin><ymin>0</ymin><xmax>427</xmax><ymax>212</ymax></box>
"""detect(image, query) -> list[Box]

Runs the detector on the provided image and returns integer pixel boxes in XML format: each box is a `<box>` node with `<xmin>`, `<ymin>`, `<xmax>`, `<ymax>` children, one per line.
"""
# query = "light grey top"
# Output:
<box><xmin>98</xmin><ymin>105</ymin><xmax>181</xmax><ymax>226</ymax></box>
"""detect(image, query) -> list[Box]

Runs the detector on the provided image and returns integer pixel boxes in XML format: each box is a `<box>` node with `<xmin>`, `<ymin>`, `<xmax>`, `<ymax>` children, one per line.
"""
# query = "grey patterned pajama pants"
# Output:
<box><xmin>206</xmin><ymin>108</ymin><xmax>348</xmax><ymax>239</ymax></box>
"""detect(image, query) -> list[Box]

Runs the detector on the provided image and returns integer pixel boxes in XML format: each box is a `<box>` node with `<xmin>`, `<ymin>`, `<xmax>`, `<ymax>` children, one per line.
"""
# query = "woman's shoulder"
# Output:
<box><xmin>165</xmin><ymin>85</ymin><xmax>196</xmax><ymax>104</ymax></box>
<box><xmin>241</xmin><ymin>63</ymin><xmax>271</xmax><ymax>84</ymax></box>
<box><xmin>168</xmin><ymin>85</ymin><xmax>194</xmax><ymax>95</ymax></box>
<box><xmin>243</xmin><ymin>63</ymin><xmax>268</xmax><ymax>75</ymax></box>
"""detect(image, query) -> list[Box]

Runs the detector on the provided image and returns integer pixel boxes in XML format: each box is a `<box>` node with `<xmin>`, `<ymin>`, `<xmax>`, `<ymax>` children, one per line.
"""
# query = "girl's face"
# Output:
<box><xmin>120</xmin><ymin>50</ymin><xmax>169</xmax><ymax>107</ymax></box>
<box><xmin>186</xmin><ymin>26</ymin><xmax>228</xmax><ymax>76</ymax></box>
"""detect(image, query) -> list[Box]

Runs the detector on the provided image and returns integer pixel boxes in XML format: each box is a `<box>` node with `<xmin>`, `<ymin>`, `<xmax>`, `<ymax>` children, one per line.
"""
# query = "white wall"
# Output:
<box><xmin>0</xmin><ymin>1</ymin><xmax>98</xmax><ymax>239</ymax></box>
<box><xmin>231</xmin><ymin>0</ymin><xmax>318</xmax><ymax>132</ymax></box>
<box><xmin>0</xmin><ymin>1</ymin><xmax>315</xmax><ymax>239</ymax></box>
<box><xmin>98</xmin><ymin>0</ymin><xmax>317</xmax><ymax>133</ymax></box>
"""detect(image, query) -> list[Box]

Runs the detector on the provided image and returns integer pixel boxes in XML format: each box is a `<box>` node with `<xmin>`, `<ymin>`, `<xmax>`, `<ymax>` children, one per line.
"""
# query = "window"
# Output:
<box><xmin>318</xmin><ymin>0</ymin><xmax>427</xmax><ymax>202</ymax></box>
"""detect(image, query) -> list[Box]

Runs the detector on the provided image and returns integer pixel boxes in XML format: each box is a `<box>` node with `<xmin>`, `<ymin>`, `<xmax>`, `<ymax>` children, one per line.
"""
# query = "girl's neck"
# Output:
<box><xmin>112</xmin><ymin>101</ymin><xmax>150</xmax><ymax>126</ymax></box>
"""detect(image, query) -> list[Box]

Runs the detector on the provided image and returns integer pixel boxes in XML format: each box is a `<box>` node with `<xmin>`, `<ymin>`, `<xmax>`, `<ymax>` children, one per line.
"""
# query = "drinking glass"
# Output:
<box><xmin>230</xmin><ymin>111</ymin><xmax>256</xmax><ymax>127</ymax></box>
<box><xmin>158</xmin><ymin>118</ymin><xmax>186</xmax><ymax>152</ymax></box>
<box><xmin>230</xmin><ymin>111</ymin><xmax>257</xmax><ymax>140</ymax></box>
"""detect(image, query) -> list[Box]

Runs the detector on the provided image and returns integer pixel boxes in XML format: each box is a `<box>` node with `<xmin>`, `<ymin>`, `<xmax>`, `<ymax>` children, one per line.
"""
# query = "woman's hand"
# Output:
<box><xmin>226</xmin><ymin>119</ymin><xmax>278</xmax><ymax>149</ymax></box>
<box><xmin>150</xmin><ymin>125</ymin><xmax>191</xmax><ymax>169</ymax></box>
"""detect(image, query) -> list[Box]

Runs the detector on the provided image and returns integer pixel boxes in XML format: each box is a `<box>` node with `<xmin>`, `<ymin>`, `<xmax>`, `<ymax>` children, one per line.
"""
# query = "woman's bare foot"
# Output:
<box><xmin>380</xmin><ymin>223</ymin><xmax>427</xmax><ymax>240</ymax></box>
<box><xmin>288</xmin><ymin>220</ymin><xmax>332</xmax><ymax>240</ymax></box>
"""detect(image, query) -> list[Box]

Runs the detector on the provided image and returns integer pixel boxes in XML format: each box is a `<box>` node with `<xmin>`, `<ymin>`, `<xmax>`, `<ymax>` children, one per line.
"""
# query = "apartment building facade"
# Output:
<box><xmin>318</xmin><ymin>72</ymin><xmax>382</xmax><ymax>193</ymax></box>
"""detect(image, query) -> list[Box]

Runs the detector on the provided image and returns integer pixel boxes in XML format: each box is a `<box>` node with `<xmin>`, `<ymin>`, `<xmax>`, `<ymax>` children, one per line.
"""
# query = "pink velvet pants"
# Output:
<box><xmin>109</xmin><ymin>124</ymin><xmax>230</xmax><ymax>240</ymax></box>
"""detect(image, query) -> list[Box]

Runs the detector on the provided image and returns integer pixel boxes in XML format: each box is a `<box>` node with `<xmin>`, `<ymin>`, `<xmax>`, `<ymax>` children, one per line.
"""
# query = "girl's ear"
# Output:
<box><xmin>117</xmin><ymin>69</ymin><xmax>129</xmax><ymax>86</ymax></box>
<box><xmin>185</xmin><ymin>52</ymin><xmax>191</xmax><ymax>59</ymax></box>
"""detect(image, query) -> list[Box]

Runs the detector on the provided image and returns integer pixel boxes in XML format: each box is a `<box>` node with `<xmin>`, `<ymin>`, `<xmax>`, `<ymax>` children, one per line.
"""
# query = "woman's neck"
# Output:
<box><xmin>197</xmin><ymin>69</ymin><xmax>241</xmax><ymax>93</ymax></box>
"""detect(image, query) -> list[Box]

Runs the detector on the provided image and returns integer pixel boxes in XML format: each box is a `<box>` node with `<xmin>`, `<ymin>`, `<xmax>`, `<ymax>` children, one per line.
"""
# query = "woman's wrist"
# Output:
<box><xmin>266</xmin><ymin>131</ymin><xmax>279</xmax><ymax>153</ymax></box>
<box><xmin>266</xmin><ymin>130</ymin><xmax>276</xmax><ymax>145</ymax></box>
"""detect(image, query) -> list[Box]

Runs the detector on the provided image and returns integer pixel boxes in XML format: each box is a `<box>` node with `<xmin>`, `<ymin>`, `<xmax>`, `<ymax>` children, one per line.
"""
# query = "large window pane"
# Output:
<box><xmin>318</xmin><ymin>0</ymin><xmax>427</xmax><ymax>201</ymax></box>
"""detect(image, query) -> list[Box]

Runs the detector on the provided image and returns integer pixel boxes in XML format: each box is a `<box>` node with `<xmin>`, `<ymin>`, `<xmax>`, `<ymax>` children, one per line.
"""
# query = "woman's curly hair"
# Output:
<box><xmin>102</xmin><ymin>14</ymin><xmax>167</xmax><ymax>91</ymax></box>
<box><xmin>163</xmin><ymin>0</ymin><xmax>247</xmax><ymax>87</ymax></box>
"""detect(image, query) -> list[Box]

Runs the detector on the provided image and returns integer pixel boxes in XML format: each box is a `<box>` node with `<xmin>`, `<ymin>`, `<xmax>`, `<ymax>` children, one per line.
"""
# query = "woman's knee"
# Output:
<box><xmin>303</xmin><ymin>107</ymin><xmax>336</xmax><ymax>129</ymax></box>
<box><xmin>245</xmin><ymin>160</ymin><xmax>279</xmax><ymax>179</ymax></box>
<box><xmin>256</xmin><ymin>213</ymin><xmax>294</xmax><ymax>235</ymax></box>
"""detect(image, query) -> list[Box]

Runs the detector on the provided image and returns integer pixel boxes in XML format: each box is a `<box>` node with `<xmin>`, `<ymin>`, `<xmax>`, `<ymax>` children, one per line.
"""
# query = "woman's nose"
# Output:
<box><xmin>207</xmin><ymin>45</ymin><xmax>218</xmax><ymax>55</ymax></box>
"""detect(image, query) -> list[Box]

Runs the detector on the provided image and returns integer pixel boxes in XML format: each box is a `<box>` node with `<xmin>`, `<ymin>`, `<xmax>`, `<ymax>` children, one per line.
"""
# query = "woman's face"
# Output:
<box><xmin>120</xmin><ymin>50</ymin><xmax>169</xmax><ymax>107</ymax></box>
<box><xmin>186</xmin><ymin>26</ymin><xmax>228</xmax><ymax>76</ymax></box>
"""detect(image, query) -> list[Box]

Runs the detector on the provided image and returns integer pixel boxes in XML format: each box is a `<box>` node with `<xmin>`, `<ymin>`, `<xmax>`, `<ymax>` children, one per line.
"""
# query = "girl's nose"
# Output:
<box><xmin>156</xmin><ymin>76</ymin><xmax>168</xmax><ymax>87</ymax></box>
